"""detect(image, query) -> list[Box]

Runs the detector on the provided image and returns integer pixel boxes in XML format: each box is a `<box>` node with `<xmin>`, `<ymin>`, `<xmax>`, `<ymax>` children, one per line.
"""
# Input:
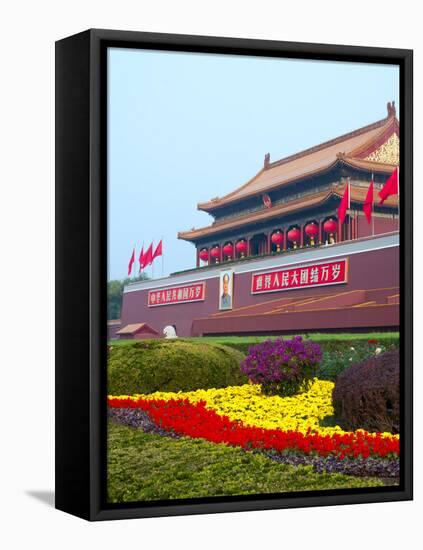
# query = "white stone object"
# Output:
<box><xmin>163</xmin><ymin>325</ymin><xmax>177</xmax><ymax>339</ymax></box>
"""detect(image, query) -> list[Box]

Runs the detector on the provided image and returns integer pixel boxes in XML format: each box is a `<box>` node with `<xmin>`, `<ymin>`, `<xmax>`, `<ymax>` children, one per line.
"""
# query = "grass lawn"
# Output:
<box><xmin>195</xmin><ymin>332</ymin><xmax>399</xmax><ymax>343</ymax></box>
<box><xmin>107</xmin><ymin>421</ymin><xmax>384</xmax><ymax>503</ymax></box>
<box><xmin>110</xmin><ymin>331</ymin><xmax>399</xmax><ymax>347</ymax></box>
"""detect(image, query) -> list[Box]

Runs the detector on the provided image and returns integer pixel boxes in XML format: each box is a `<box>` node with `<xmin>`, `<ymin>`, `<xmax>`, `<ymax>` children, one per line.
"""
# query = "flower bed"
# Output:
<box><xmin>108</xmin><ymin>382</ymin><xmax>399</xmax><ymax>461</ymax></box>
<box><xmin>108</xmin><ymin>407</ymin><xmax>399</xmax><ymax>479</ymax></box>
<box><xmin>109</xmin><ymin>379</ymin><xmax>397</xmax><ymax>438</ymax></box>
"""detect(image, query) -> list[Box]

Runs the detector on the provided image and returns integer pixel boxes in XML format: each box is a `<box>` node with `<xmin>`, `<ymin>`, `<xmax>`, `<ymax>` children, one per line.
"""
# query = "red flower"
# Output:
<box><xmin>108</xmin><ymin>396</ymin><xmax>400</xmax><ymax>460</ymax></box>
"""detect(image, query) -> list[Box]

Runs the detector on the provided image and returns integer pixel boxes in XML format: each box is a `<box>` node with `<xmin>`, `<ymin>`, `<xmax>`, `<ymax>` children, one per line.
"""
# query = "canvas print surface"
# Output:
<box><xmin>107</xmin><ymin>48</ymin><xmax>400</xmax><ymax>504</ymax></box>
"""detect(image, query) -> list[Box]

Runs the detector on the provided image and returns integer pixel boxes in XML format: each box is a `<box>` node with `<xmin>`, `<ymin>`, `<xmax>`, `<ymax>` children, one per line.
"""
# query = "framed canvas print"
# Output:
<box><xmin>55</xmin><ymin>29</ymin><xmax>413</xmax><ymax>521</ymax></box>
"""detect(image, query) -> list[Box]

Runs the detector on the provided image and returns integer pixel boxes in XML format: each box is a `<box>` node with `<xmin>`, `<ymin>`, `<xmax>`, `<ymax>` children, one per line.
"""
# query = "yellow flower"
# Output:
<box><xmin>109</xmin><ymin>378</ymin><xmax>398</xmax><ymax>440</ymax></box>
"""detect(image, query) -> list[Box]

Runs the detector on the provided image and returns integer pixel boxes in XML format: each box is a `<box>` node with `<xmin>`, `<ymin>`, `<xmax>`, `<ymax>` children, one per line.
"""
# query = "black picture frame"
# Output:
<box><xmin>55</xmin><ymin>28</ymin><xmax>413</xmax><ymax>521</ymax></box>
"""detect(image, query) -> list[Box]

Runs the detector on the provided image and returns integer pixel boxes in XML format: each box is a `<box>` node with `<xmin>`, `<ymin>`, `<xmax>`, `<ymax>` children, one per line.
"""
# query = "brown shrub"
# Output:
<box><xmin>332</xmin><ymin>349</ymin><xmax>400</xmax><ymax>433</ymax></box>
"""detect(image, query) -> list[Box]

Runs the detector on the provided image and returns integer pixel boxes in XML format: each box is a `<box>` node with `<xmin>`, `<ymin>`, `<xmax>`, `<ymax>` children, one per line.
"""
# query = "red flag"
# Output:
<box><xmin>379</xmin><ymin>167</ymin><xmax>399</xmax><ymax>204</ymax></box>
<box><xmin>143</xmin><ymin>242</ymin><xmax>153</xmax><ymax>267</ymax></box>
<box><xmin>152</xmin><ymin>239</ymin><xmax>163</xmax><ymax>260</ymax></box>
<box><xmin>363</xmin><ymin>177</ymin><xmax>374</xmax><ymax>224</ymax></box>
<box><xmin>138</xmin><ymin>245</ymin><xmax>145</xmax><ymax>272</ymax></box>
<box><xmin>127</xmin><ymin>247</ymin><xmax>135</xmax><ymax>276</ymax></box>
<box><xmin>338</xmin><ymin>180</ymin><xmax>350</xmax><ymax>225</ymax></box>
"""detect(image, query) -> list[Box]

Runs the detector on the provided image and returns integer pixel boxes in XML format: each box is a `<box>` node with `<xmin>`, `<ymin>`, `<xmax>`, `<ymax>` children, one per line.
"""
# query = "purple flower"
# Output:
<box><xmin>241</xmin><ymin>337</ymin><xmax>322</xmax><ymax>397</ymax></box>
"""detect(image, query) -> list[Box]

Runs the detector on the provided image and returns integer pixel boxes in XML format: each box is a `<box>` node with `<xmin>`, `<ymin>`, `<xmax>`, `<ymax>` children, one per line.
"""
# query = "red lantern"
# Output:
<box><xmin>271</xmin><ymin>231</ymin><xmax>284</xmax><ymax>252</ymax></box>
<box><xmin>222</xmin><ymin>242</ymin><xmax>234</xmax><ymax>259</ymax></box>
<box><xmin>287</xmin><ymin>227</ymin><xmax>301</xmax><ymax>248</ymax></box>
<box><xmin>235</xmin><ymin>239</ymin><xmax>248</xmax><ymax>258</ymax></box>
<box><xmin>305</xmin><ymin>222</ymin><xmax>318</xmax><ymax>245</ymax></box>
<box><xmin>199</xmin><ymin>248</ymin><xmax>209</xmax><ymax>262</ymax></box>
<box><xmin>305</xmin><ymin>223</ymin><xmax>318</xmax><ymax>236</ymax></box>
<box><xmin>210</xmin><ymin>246</ymin><xmax>220</xmax><ymax>262</ymax></box>
<box><xmin>323</xmin><ymin>219</ymin><xmax>338</xmax><ymax>244</ymax></box>
<box><xmin>323</xmin><ymin>219</ymin><xmax>338</xmax><ymax>233</ymax></box>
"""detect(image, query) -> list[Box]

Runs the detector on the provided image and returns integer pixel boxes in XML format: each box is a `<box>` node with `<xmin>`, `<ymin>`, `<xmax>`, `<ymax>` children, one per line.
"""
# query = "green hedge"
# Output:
<box><xmin>193</xmin><ymin>334</ymin><xmax>399</xmax><ymax>383</ymax></box>
<box><xmin>198</xmin><ymin>333</ymin><xmax>399</xmax><ymax>357</ymax></box>
<box><xmin>107</xmin><ymin>339</ymin><xmax>247</xmax><ymax>395</ymax></box>
<box><xmin>318</xmin><ymin>342</ymin><xmax>399</xmax><ymax>382</ymax></box>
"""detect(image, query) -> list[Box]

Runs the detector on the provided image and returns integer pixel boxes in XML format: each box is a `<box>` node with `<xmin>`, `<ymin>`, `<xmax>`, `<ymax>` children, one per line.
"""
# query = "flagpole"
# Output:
<box><xmin>139</xmin><ymin>241</ymin><xmax>144</xmax><ymax>277</ymax></box>
<box><xmin>129</xmin><ymin>245</ymin><xmax>135</xmax><ymax>280</ymax></box>
<box><xmin>372</xmin><ymin>174</ymin><xmax>375</xmax><ymax>237</ymax></box>
<box><xmin>372</xmin><ymin>198</ymin><xmax>375</xmax><ymax>236</ymax></box>
<box><xmin>348</xmin><ymin>176</ymin><xmax>352</xmax><ymax>241</ymax></box>
<box><xmin>151</xmin><ymin>240</ymin><xmax>154</xmax><ymax>280</ymax></box>
<box><xmin>161</xmin><ymin>236</ymin><xmax>164</xmax><ymax>277</ymax></box>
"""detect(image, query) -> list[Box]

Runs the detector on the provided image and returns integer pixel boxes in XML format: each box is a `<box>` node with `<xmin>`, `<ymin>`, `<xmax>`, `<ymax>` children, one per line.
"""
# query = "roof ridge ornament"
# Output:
<box><xmin>387</xmin><ymin>100</ymin><xmax>396</xmax><ymax>118</ymax></box>
<box><xmin>264</xmin><ymin>152</ymin><xmax>270</xmax><ymax>168</ymax></box>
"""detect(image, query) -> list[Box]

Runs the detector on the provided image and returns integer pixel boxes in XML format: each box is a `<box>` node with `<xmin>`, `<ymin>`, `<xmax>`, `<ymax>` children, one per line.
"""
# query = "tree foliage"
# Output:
<box><xmin>107</xmin><ymin>274</ymin><xmax>148</xmax><ymax>320</ymax></box>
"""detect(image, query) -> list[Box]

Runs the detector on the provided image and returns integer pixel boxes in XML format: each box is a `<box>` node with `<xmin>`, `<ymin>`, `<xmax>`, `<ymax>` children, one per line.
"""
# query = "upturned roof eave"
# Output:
<box><xmin>197</xmin><ymin>115</ymin><xmax>398</xmax><ymax>212</ymax></box>
<box><xmin>341</xmin><ymin>156</ymin><xmax>397</xmax><ymax>174</ymax></box>
<box><xmin>197</xmin><ymin>167</ymin><xmax>266</xmax><ymax>213</ymax></box>
<box><xmin>195</xmin><ymin>155</ymin><xmax>396</xmax><ymax>215</ymax></box>
<box><xmin>179</xmin><ymin>179</ymin><xmax>399</xmax><ymax>243</ymax></box>
<box><xmin>197</xmin><ymin>157</ymin><xmax>341</xmax><ymax>213</ymax></box>
<box><xmin>178</xmin><ymin>190</ymin><xmax>335</xmax><ymax>242</ymax></box>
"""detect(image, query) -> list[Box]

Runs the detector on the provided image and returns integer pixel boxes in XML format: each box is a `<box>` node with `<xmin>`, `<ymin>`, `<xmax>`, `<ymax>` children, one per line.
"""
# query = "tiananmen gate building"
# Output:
<box><xmin>114</xmin><ymin>103</ymin><xmax>400</xmax><ymax>339</ymax></box>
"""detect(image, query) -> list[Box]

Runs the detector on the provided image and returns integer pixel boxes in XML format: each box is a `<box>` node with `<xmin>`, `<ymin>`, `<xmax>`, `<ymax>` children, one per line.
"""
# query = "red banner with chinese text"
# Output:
<box><xmin>251</xmin><ymin>259</ymin><xmax>348</xmax><ymax>294</ymax></box>
<box><xmin>148</xmin><ymin>282</ymin><xmax>206</xmax><ymax>307</ymax></box>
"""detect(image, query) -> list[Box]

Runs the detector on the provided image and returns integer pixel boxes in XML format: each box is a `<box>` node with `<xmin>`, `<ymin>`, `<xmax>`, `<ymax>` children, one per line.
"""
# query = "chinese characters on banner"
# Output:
<box><xmin>148</xmin><ymin>282</ymin><xmax>206</xmax><ymax>307</ymax></box>
<box><xmin>251</xmin><ymin>259</ymin><xmax>348</xmax><ymax>294</ymax></box>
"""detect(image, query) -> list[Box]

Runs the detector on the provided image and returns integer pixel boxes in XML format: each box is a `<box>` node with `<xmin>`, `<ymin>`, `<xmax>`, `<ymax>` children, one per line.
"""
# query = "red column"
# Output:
<box><xmin>318</xmin><ymin>220</ymin><xmax>323</xmax><ymax>244</ymax></box>
<box><xmin>196</xmin><ymin>248</ymin><xmax>200</xmax><ymax>268</ymax></box>
<box><xmin>300</xmin><ymin>224</ymin><xmax>304</xmax><ymax>247</ymax></box>
<box><xmin>267</xmin><ymin>233</ymin><xmax>271</xmax><ymax>254</ymax></box>
<box><xmin>283</xmin><ymin>230</ymin><xmax>287</xmax><ymax>251</ymax></box>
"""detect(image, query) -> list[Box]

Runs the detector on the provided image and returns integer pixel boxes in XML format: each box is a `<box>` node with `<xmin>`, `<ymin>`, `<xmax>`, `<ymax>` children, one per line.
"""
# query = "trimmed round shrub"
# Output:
<box><xmin>318</xmin><ymin>340</ymin><xmax>398</xmax><ymax>382</ymax></box>
<box><xmin>240</xmin><ymin>336</ymin><xmax>322</xmax><ymax>397</ymax></box>
<box><xmin>332</xmin><ymin>349</ymin><xmax>400</xmax><ymax>433</ymax></box>
<box><xmin>107</xmin><ymin>340</ymin><xmax>247</xmax><ymax>395</ymax></box>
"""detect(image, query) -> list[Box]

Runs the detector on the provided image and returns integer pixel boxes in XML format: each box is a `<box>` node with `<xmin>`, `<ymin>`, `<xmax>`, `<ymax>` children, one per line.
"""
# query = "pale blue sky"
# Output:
<box><xmin>107</xmin><ymin>48</ymin><xmax>399</xmax><ymax>281</ymax></box>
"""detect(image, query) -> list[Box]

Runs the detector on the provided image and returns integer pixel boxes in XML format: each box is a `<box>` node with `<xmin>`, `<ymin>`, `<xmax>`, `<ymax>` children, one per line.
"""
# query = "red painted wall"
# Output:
<box><xmin>120</xmin><ymin>243</ymin><xmax>399</xmax><ymax>337</ymax></box>
<box><xmin>356</xmin><ymin>213</ymin><xmax>399</xmax><ymax>238</ymax></box>
<box><xmin>192</xmin><ymin>303</ymin><xmax>399</xmax><ymax>336</ymax></box>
